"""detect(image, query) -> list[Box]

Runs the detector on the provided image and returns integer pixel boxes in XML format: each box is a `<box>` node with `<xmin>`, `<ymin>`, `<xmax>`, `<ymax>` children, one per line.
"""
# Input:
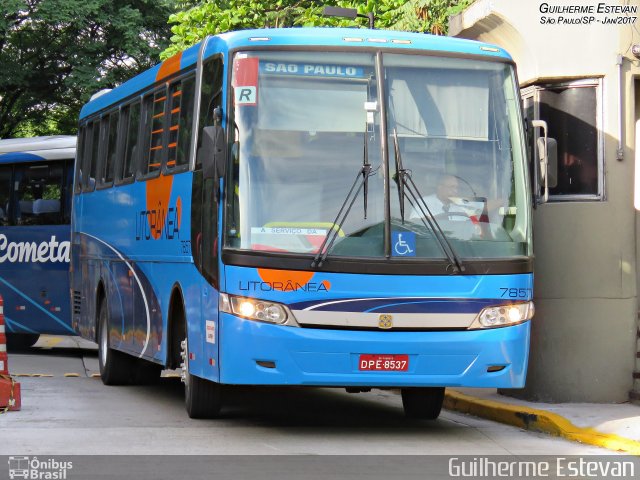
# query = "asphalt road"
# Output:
<box><xmin>0</xmin><ymin>336</ymin><xmax>616</xmax><ymax>457</ymax></box>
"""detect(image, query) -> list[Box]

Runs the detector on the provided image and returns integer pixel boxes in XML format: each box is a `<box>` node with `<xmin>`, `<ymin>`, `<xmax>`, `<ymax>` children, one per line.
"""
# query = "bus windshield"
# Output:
<box><xmin>225</xmin><ymin>50</ymin><xmax>530</xmax><ymax>261</ymax></box>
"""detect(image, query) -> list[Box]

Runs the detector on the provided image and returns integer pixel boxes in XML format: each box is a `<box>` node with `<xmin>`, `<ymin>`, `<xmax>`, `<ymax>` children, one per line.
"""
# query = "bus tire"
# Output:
<box><xmin>401</xmin><ymin>387</ymin><xmax>445</xmax><ymax>420</ymax></box>
<box><xmin>98</xmin><ymin>298</ymin><xmax>135</xmax><ymax>385</ymax></box>
<box><xmin>7</xmin><ymin>333</ymin><xmax>40</xmax><ymax>351</ymax></box>
<box><xmin>182</xmin><ymin>336</ymin><xmax>222</xmax><ymax>419</ymax></box>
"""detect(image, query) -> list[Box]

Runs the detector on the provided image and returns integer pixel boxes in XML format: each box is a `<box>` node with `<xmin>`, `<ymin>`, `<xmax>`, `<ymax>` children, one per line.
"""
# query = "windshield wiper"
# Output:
<box><xmin>392</xmin><ymin>129</ymin><xmax>465</xmax><ymax>273</ymax></box>
<box><xmin>311</xmin><ymin>151</ymin><xmax>377</xmax><ymax>269</ymax></box>
<box><xmin>392</xmin><ymin>130</ymin><xmax>406</xmax><ymax>224</ymax></box>
<box><xmin>363</xmin><ymin>129</ymin><xmax>371</xmax><ymax>220</ymax></box>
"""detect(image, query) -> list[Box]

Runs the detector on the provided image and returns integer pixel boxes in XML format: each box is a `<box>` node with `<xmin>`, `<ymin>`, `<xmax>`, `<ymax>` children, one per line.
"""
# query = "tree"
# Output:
<box><xmin>391</xmin><ymin>0</ymin><xmax>472</xmax><ymax>35</ymax></box>
<box><xmin>162</xmin><ymin>0</ymin><xmax>472</xmax><ymax>60</ymax></box>
<box><xmin>0</xmin><ymin>0</ymin><xmax>175</xmax><ymax>138</ymax></box>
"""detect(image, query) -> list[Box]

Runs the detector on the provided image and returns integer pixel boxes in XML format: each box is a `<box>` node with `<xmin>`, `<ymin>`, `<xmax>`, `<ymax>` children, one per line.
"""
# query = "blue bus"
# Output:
<box><xmin>0</xmin><ymin>136</ymin><xmax>75</xmax><ymax>349</ymax></box>
<box><xmin>72</xmin><ymin>28</ymin><xmax>535</xmax><ymax>419</ymax></box>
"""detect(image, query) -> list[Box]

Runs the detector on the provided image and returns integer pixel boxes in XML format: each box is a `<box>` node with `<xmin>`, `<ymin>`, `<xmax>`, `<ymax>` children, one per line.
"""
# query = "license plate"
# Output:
<box><xmin>358</xmin><ymin>354</ymin><xmax>409</xmax><ymax>371</ymax></box>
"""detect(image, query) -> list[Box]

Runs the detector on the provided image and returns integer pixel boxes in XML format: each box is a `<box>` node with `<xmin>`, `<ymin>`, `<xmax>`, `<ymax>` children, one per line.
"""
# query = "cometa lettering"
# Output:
<box><xmin>0</xmin><ymin>234</ymin><xmax>70</xmax><ymax>263</ymax></box>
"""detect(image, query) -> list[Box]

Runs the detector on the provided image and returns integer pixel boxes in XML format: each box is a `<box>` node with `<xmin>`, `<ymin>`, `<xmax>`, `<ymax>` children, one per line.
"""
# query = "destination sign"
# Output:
<box><xmin>260</xmin><ymin>62</ymin><xmax>365</xmax><ymax>78</ymax></box>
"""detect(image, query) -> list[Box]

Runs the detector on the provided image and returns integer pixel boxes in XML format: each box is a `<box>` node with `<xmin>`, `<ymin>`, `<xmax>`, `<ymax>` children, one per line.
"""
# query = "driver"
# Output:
<box><xmin>409</xmin><ymin>173</ymin><xmax>469</xmax><ymax>220</ymax></box>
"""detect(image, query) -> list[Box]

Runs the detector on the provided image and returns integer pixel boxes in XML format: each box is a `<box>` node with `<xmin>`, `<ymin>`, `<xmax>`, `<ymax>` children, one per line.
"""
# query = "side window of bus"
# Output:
<box><xmin>99</xmin><ymin>111</ymin><xmax>119</xmax><ymax>188</ymax></box>
<box><xmin>83</xmin><ymin>119</ymin><xmax>100</xmax><ymax>192</ymax></box>
<box><xmin>192</xmin><ymin>57</ymin><xmax>223</xmax><ymax>287</ymax></box>
<box><xmin>63</xmin><ymin>159</ymin><xmax>73</xmax><ymax>224</ymax></box>
<box><xmin>119</xmin><ymin>101</ymin><xmax>141</xmax><ymax>183</ymax></box>
<box><xmin>140</xmin><ymin>88</ymin><xmax>167</xmax><ymax>179</ymax></box>
<box><xmin>14</xmin><ymin>162</ymin><xmax>64</xmax><ymax>225</ymax></box>
<box><xmin>0</xmin><ymin>166</ymin><xmax>11</xmax><ymax>226</ymax></box>
<box><xmin>166</xmin><ymin>76</ymin><xmax>196</xmax><ymax>173</ymax></box>
<box><xmin>74</xmin><ymin>127</ymin><xmax>87</xmax><ymax>194</ymax></box>
<box><xmin>196</xmin><ymin>58</ymin><xmax>224</xmax><ymax>169</ymax></box>
<box><xmin>80</xmin><ymin>123</ymin><xmax>92</xmax><ymax>192</ymax></box>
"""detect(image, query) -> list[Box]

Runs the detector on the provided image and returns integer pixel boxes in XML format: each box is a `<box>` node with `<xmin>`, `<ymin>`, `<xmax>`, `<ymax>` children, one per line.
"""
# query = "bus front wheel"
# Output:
<box><xmin>401</xmin><ymin>387</ymin><xmax>445</xmax><ymax>420</ymax></box>
<box><xmin>181</xmin><ymin>337</ymin><xmax>222</xmax><ymax>419</ymax></box>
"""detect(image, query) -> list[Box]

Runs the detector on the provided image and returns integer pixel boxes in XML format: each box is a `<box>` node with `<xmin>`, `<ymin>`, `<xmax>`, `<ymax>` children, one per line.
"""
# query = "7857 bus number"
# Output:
<box><xmin>499</xmin><ymin>288</ymin><xmax>532</xmax><ymax>299</ymax></box>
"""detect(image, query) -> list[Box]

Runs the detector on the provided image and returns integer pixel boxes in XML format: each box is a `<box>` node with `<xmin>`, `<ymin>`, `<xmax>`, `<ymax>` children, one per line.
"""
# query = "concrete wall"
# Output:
<box><xmin>451</xmin><ymin>0</ymin><xmax>638</xmax><ymax>402</ymax></box>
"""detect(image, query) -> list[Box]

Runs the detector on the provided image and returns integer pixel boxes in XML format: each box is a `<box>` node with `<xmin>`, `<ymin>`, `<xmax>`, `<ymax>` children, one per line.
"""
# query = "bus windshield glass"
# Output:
<box><xmin>225</xmin><ymin>50</ymin><xmax>530</xmax><ymax>261</ymax></box>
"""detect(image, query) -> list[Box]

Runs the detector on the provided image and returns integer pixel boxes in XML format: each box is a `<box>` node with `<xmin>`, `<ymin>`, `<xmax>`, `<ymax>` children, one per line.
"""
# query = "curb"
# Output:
<box><xmin>444</xmin><ymin>390</ymin><xmax>640</xmax><ymax>455</ymax></box>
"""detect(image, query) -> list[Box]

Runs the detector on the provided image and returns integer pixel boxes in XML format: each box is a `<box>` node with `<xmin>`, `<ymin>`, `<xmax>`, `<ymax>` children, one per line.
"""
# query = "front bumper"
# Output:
<box><xmin>218</xmin><ymin>313</ymin><xmax>530</xmax><ymax>388</ymax></box>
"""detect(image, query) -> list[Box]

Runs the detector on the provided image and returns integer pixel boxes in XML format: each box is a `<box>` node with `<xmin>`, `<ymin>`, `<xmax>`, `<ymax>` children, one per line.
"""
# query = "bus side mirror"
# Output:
<box><xmin>532</xmin><ymin>120</ymin><xmax>557</xmax><ymax>204</ymax></box>
<box><xmin>201</xmin><ymin>125</ymin><xmax>227</xmax><ymax>181</ymax></box>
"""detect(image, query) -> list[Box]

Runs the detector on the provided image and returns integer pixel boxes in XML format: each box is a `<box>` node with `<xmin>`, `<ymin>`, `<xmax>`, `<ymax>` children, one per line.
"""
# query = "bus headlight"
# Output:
<box><xmin>220</xmin><ymin>293</ymin><xmax>299</xmax><ymax>326</ymax></box>
<box><xmin>469</xmin><ymin>301</ymin><xmax>534</xmax><ymax>329</ymax></box>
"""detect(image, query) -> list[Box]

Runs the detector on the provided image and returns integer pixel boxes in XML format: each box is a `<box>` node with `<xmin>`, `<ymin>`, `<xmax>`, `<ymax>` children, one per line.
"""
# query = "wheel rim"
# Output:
<box><xmin>180</xmin><ymin>338</ymin><xmax>189</xmax><ymax>388</ymax></box>
<box><xmin>99</xmin><ymin>310</ymin><xmax>108</xmax><ymax>368</ymax></box>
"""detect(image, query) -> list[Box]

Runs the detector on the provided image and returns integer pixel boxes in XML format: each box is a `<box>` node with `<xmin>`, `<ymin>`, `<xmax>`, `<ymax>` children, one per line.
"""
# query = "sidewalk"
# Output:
<box><xmin>444</xmin><ymin>388</ymin><xmax>640</xmax><ymax>455</ymax></box>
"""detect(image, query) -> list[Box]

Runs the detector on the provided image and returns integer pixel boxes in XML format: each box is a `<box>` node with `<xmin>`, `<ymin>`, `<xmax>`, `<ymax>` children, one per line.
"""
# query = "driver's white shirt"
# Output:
<box><xmin>409</xmin><ymin>194</ymin><xmax>468</xmax><ymax>220</ymax></box>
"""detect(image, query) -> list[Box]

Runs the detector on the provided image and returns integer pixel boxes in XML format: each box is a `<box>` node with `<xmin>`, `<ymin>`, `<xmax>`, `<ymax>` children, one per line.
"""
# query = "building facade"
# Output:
<box><xmin>451</xmin><ymin>0</ymin><xmax>639</xmax><ymax>402</ymax></box>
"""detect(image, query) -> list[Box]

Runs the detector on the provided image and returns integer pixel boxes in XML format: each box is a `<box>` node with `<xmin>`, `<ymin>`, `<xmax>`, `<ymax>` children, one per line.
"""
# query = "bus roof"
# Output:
<box><xmin>215</xmin><ymin>27</ymin><xmax>510</xmax><ymax>59</ymax></box>
<box><xmin>80</xmin><ymin>27</ymin><xmax>512</xmax><ymax>121</ymax></box>
<box><xmin>0</xmin><ymin>136</ymin><xmax>76</xmax><ymax>163</ymax></box>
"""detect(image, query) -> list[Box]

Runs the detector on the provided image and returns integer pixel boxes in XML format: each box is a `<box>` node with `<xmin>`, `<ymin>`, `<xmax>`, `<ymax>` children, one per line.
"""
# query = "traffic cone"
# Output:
<box><xmin>0</xmin><ymin>295</ymin><xmax>21</xmax><ymax>412</ymax></box>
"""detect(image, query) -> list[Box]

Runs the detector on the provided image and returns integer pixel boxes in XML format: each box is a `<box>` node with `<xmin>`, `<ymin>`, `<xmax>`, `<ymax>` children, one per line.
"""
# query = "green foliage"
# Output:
<box><xmin>390</xmin><ymin>0</ymin><xmax>473</xmax><ymax>35</ymax></box>
<box><xmin>2</xmin><ymin>0</ymin><xmax>473</xmax><ymax>137</ymax></box>
<box><xmin>0</xmin><ymin>0</ymin><xmax>175</xmax><ymax>138</ymax></box>
<box><xmin>162</xmin><ymin>0</ymin><xmax>472</xmax><ymax>60</ymax></box>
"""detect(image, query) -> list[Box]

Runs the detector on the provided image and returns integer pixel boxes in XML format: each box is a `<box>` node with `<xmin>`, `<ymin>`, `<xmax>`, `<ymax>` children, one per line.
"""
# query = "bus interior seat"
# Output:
<box><xmin>33</xmin><ymin>199</ymin><xmax>61</xmax><ymax>214</ymax></box>
<box><xmin>18</xmin><ymin>200</ymin><xmax>33</xmax><ymax>215</ymax></box>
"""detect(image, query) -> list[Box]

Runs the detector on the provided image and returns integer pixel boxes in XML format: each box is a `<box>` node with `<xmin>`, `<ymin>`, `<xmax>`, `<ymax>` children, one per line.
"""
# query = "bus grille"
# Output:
<box><xmin>73</xmin><ymin>290</ymin><xmax>82</xmax><ymax>315</ymax></box>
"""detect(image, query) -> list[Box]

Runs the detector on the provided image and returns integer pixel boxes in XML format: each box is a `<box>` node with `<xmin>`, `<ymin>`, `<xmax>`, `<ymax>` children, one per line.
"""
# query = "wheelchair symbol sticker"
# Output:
<box><xmin>392</xmin><ymin>231</ymin><xmax>416</xmax><ymax>257</ymax></box>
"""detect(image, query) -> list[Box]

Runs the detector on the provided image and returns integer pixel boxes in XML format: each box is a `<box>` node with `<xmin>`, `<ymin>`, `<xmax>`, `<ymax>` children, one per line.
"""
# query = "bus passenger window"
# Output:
<box><xmin>80</xmin><ymin>124</ymin><xmax>93</xmax><ymax>192</ymax></box>
<box><xmin>15</xmin><ymin>163</ymin><xmax>64</xmax><ymax>225</ymax></box>
<box><xmin>101</xmin><ymin>111</ymin><xmax>119</xmax><ymax>186</ymax></box>
<box><xmin>196</xmin><ymin>58</ymin><xmax>223</xmax><ymax>169</ymax></box>
<box><xmin>83</xmin><ymin>119</ymin><xmax>100</xmax><ymax>192</ymax></box>
<box><xmin>167</xmin><ymin>77</ymin><xmax>195</xmax><ymax>171</ymax></box>
<box><xmin>141</xmin><ymin>89</ymin><xmax>167</xmax><ymax>178</ymax></box>
<box><xmin>121</xmin><ymin>102</ymin><xmax>141</xmax><ymax>182</ymax></box>
<box><xmin>74</xmin><ymin>127</ymin><xmax>87</xmax><ymax>194</ymax></box>
<box><xmin>63</xmin><ymin>159</ymin><xmax>73</xmax><ymax>224</ymax></box>
<box><xmin>0</xmin><ymin>166</ymin><xmax>11</xmax><ymax>225</ymax></box>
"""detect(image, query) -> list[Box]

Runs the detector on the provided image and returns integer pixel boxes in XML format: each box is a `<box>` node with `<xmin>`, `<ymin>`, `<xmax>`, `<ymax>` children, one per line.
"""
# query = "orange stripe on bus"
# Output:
<box><xmin>153</xmin><ymin>113</ymin><xmax>164</xmax><ymax>120</ymax></box>
<box><xmin>150</xmin><ymin>146</ymin><xmax>163</xmax><ymax>152</ymax></box>
<box><xmin>154</xmin><ymin>96</ymin><xmax>167</xmax><ymax>103</ymax></box>
<box><xmin>170</xmin><ymin>125</ymin><xmax>179</xmax><ymax>131</ymax></box>
<box><xmin>168</xmin><ymin>142</ymin><xmax>177</xmax><ymax>148</ymax></box>
<box><xmin>156</xmin><ymin>52</ymin><xmax>183</xmax><ymax>82</ymax></box>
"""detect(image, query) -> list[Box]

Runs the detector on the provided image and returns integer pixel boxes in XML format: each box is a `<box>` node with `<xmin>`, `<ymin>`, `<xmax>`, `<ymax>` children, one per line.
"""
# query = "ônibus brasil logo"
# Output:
<box><xmin>0</xmin><ymin>235</ymin><xmax>70</xmax><ymax>263</ymax></box>
<box><xmin>8</xmin><ymin>456</ymin><xmax>73</xmax><ymax>480</ymax></box>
